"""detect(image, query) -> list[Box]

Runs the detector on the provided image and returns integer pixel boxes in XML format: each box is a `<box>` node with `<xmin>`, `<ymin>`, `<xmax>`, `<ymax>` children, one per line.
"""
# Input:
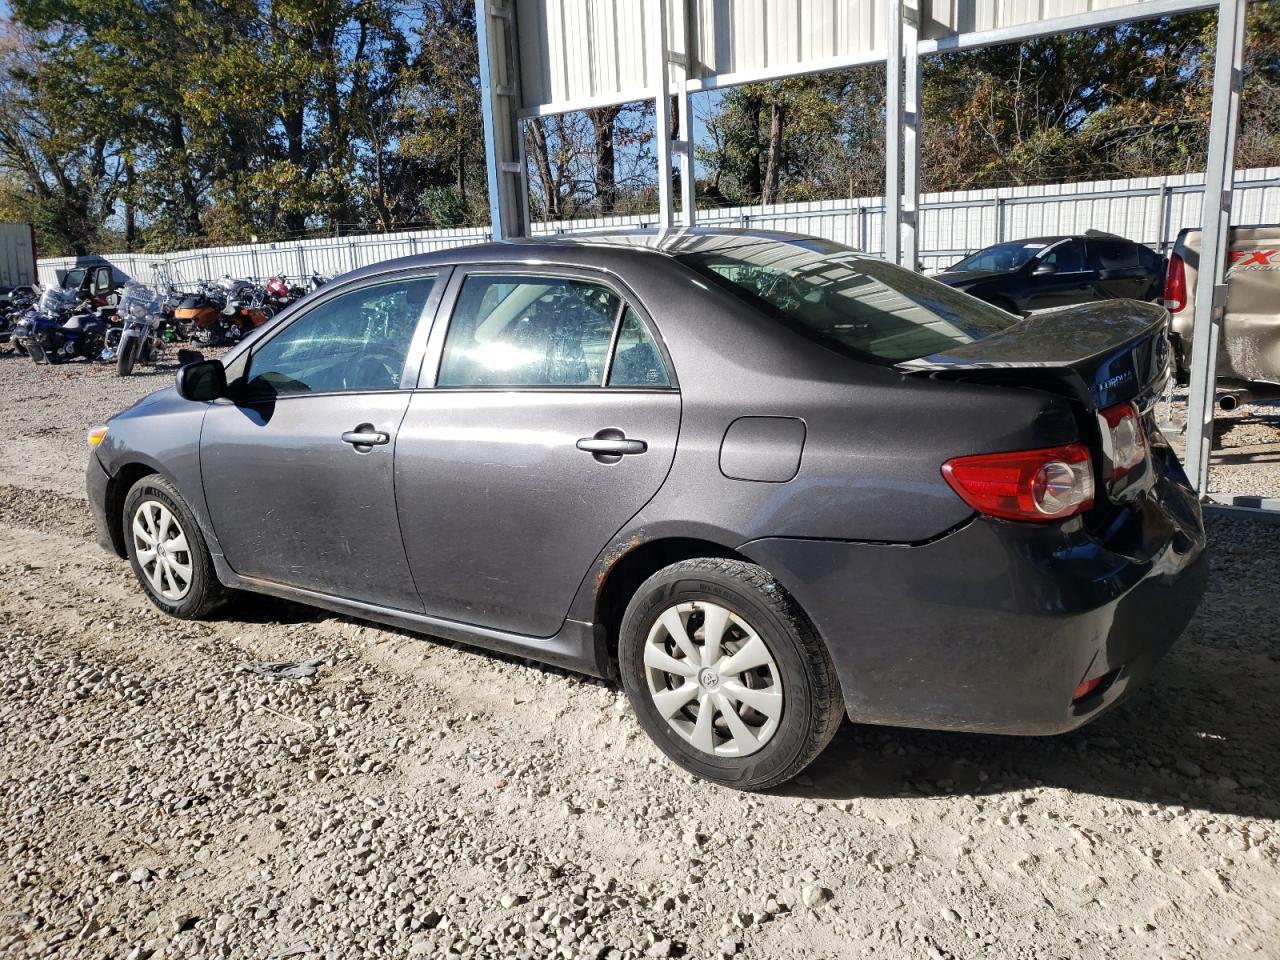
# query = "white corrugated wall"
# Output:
<box><xmin>514</xmin><ymin>0</ymin><xmax>1180</xmax><ymax>115</ymax></box>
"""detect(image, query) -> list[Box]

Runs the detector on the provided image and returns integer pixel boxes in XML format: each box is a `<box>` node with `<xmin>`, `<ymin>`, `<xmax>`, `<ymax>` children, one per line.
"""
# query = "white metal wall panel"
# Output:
<box><xmin>0</xmin><ymin>222</ymin><xmax>36</xmax><ymax>286</ymax></box>
<box><xmin>692</xmin><ymin>0</ymin><xmax>885</xmax><ymax>84</ymax></box>
<box><xmin>517</xmin><ymin>0</ymin><xmax>888</xmax><ymax>114</ymax></box>
<box><xmin>515</xmin><ymin>0</ymin><xmax>1194</xmax><ymax>114</ymax></box>
<box><xmin>922</xmin><ymin>0</ymin><xmax>1169</xmax><ymax>39</ymax></box>
<box><xmin>518</xmin><ymin>0</ymin><xmax>656</xmax><ymax>114</ymax></box>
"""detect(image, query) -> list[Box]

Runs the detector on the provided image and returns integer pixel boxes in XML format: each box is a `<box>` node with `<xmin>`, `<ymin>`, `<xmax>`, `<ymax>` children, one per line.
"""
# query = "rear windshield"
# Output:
<box><xmin>677</xmin><ymin>239</ymin><xmax>1020</xmax><ymax>364</ymax></box>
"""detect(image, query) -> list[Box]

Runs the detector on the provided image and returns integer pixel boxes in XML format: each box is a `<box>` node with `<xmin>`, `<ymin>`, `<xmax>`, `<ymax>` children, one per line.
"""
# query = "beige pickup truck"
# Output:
<box><xmin>1164</xmin><ymin>225</ymin><xmax>1280</xmax><ymax>400</ymax></box>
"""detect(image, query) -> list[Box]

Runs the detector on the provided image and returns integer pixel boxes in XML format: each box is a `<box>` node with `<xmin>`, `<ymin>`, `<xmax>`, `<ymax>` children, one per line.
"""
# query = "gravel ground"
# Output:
<box><xmin>1162</xmin><ymin>390</ymin><xmax>1280</xmax><ymax>500</ymax></box>
<box><xmin>0</xmin><ymin>351</ymin><xmax>1277</xmax><ymax>960</ymax></box>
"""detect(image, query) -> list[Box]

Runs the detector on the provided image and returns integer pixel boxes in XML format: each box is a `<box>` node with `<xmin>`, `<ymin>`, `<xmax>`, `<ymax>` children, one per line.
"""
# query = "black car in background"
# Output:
<box><xmin>933</xmin><ymin>233</ymin><xmax>1165</xmax><ymax>315</ymax></box>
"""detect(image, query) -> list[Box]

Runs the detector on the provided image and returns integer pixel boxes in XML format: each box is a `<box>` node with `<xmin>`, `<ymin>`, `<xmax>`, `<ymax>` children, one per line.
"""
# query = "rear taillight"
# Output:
<box><xmin>941</xmin><ymin>444</ymin><xmax>1095</xmax><ymax>522</ymax></box>
<box><xmin>1099</xmin><ymin>401</ymin><xmax>1147</xmax><ymax>480</ymax></box>
<box><xmin>1163</xmin><ymin>252</ymin><xmax>1186</xmax><ymax>313</ymax></box>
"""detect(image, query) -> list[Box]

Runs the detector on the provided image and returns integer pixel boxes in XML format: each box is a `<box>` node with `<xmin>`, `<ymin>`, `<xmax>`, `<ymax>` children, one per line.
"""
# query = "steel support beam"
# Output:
<box><xmin>1184</xmin><ymin>0</ymin><xmax>1247</xmax><ymax>494</ymax></box>
<box><xmin>476</xmin><ymin>0</ymin><xmax>528</xmax><ymax>240</ymax></box>
<box><xmin>902</xmin><ymin>4</ymin><xmax>922</xmax><ymax>270</ymax></box>
<box><xmin>885</xmin><ymin>0</ymin><xmax>904</xmax><ymax>264</ymax></box>
<box><xmin>673</xmin><ymin>0</ymin><xmax>696</xmax><ymax>226</ymax></box>
<box><xmin>650</xmin><ymin>0</ymin><xmax>675</xmax><ymax>229</ymax></box>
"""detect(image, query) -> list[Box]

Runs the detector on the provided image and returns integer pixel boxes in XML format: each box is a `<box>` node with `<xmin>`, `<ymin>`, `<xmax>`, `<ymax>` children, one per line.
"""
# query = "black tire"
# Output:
<box><xmin>618</xmin><ymin>558</ymin><xmax>843</xmax><ymax>790</ymax></box>
<box><xmin>122</xmin><ymin>474</ymin><xmax>227</xmax><ymax>619</ymax></box>
<box><xmin>116</xmin><ymin>332</ymin><xmax>138</xmax><ymax>376</ymax></box>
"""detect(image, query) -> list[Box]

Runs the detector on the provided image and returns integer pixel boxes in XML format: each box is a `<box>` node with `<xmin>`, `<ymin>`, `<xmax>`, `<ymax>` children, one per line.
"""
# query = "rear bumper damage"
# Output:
<box><xmin>740</xmin><ymin>444</ymin><xmax>1208</xmax><ymax>736</ymax></box>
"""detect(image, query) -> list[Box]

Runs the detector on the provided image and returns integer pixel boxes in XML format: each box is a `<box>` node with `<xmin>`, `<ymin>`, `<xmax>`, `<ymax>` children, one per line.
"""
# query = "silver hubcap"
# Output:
<box><xmin>132</xmin><ymin>500</ymin><xmax>192</xmax><ymax>602</ymax></box>
<box><xmin>643</xmin><ymin>601</ymin><xmax>783</xmax><ymax>758</ymax></box>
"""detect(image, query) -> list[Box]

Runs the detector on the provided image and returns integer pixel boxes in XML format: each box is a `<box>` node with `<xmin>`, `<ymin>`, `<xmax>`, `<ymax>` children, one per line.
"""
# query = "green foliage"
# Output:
<box><xmin>420</xmin><ymin>185</ymin><xmax>467</xmax><ymax>228</ymax></box>
<box><xmin>0</xmin><ymin>0</ymin><xmax>488</xmax><ymax>255</ymax></box>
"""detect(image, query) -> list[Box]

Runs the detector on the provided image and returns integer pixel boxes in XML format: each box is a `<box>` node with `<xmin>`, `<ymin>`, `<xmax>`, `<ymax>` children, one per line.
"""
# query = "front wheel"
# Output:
<box><xmin>116</xmin><ymin>331</ymin><xmax>138</xmax><ymax>376</ymax></box>
<box><xmin>123</xmin><ymin>474</ymin><xmax>227</xmax><ymax>618</ymax></box>
<box><xmin>618</xmin><ymin>558</ymin><xmax>843</xmax><ymax>790</ymax></box>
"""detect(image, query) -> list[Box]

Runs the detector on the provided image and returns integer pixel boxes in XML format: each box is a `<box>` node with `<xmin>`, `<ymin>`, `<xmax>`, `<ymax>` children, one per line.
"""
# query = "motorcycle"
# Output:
<box><xmin>13</xmin><ymin>286</ymin><xmax>110</xmax><ymax>364</ymax></box>
<box><xmin>102</xmin><ymin>282</ymin><xmax>167</xmax><ymax>376</ymax></box>
<box><xmin>264</xmin><ymin>276</ymin><xmax>294</xmax><ymax>310</ymax></box>
<box><xmin>178</xmin><ymin>277</ymin><xmax>272</xmax><ymax>345</ymax></box>
<box><xmin>0</xmin><ymin>286</ymin><xmax>37</xmax><ymax>354</ymax></box>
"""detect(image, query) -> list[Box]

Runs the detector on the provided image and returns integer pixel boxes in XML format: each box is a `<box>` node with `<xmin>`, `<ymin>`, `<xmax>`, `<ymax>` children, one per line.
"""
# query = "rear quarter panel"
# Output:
<box><xmin>566</xmin><ymin>259</ymin><xmax>1082</xmax><ymax>620</ymax></box>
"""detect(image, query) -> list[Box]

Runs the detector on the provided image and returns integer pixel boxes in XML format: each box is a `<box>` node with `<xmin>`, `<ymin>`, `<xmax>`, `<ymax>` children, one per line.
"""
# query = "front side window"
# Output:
<box><xmin>438</xmin><ymin>275</ymin><xmax>622</xmax><ymax>387</ymax></box>
<box><xmin>245</xmin><ymin>276</ymin><xmax>435</xmax><ymax>398</ymax></box>
<box><xmin>950</xmin><ymin>242</ymin><xmax>1048</xmax><ymax>273</ymax></box>
<box><xmin>678</xmin><ymin>237</ymin><xmax>1019</xmax><ymax>364</ymax></box>
<box><xmin>1041</xmin><ymin>241</ymin><xmax>1087</xmax><ymax>273</ymax></box>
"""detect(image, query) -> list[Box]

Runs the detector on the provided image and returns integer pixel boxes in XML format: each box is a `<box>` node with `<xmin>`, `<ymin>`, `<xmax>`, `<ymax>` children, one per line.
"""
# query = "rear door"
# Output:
<box><xmin>394</xmin><ymin>268</ymin><xmax>680</xmax><ymax>637</ymax></box>
<box><xmin>201</xmin><ymin>272</ymin><xmax>446</xmax><ymax>610</ymax></box>
<box><xmin>1088</xmin><ymin>239</ymin><xmax>1151</xmax><ymax>300</ymax></box>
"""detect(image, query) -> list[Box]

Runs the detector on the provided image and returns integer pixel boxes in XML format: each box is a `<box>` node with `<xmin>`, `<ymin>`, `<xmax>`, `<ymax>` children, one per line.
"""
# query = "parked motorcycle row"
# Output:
<box><xmin>0</xmin><ymin>273</ymin><xmax>327</xmax><ymax>376</ymax></box>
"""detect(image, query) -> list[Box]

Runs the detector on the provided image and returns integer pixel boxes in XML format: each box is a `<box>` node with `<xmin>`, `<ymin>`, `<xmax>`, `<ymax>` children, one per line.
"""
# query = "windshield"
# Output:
<box><xmin>950</xmin><ymin>241</ymin><xmax>1052</xmax><ymax>273</ymax></box>
<box><xmin>676</xmin><ymin>237</ymin><xmax>1020</xmax><ymax>363</ymax></box>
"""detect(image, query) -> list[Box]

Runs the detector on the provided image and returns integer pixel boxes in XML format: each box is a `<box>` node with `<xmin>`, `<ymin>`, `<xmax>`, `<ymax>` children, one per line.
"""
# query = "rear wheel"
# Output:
<box><xmin>123</xmin><ymin>475</ymin><xmax>227</xmax><ymax>619</ymax></box>
<box><xmin>618</xmin><ymin>558</ymin><xmax>843</xmax><ymax>790</ymax></box>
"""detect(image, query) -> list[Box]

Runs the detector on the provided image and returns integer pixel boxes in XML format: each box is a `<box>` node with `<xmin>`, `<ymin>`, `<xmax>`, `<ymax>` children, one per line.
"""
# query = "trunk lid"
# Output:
<box><xmin>897</xmin><ymin>300</ymin><xmax>1172</xmax><ymax>413</ymax></box>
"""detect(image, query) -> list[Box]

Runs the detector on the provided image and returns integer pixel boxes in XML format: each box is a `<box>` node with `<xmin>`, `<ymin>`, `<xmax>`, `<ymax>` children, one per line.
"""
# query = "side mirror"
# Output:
<box><xmin>176</xmin><ymin>358</ymin><xmax>227</xmax><ymax>402</ymax></box>
<box><xmin>1032</xmin><ymin>261</ymin><xmax>1057</xmax><ymax>277</ymax></box>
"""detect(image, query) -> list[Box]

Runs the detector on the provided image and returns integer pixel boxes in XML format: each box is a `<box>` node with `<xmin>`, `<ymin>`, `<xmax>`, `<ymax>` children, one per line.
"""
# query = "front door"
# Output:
<box><xmin>202</xmin><ymin>273</ymin><xmax>443</xmax><ymax>610</ymax></box>
<box><xmin>394</xmin><ymin>271</ymin><xmax>681</xmax><ymax>637</ymax></box>
<box><xmin>1025</xmin><ymin>240</ymin><xmax>1095</xmax><ymax>310</ymax></box>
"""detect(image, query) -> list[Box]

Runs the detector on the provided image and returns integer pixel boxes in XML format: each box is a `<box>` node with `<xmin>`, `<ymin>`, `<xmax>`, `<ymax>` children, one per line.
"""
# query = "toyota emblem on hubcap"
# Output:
<box><xmin>698</xmin><ymin>668</ymin><xmax>719</xmax><ymax>689</ymax></box>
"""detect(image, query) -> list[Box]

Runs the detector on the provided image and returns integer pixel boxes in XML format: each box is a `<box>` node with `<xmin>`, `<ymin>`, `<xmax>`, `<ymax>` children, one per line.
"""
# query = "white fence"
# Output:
<box><xmin>37</xmin><ymin>167</ymin><xmax>1280</xmax><ymax>288</ymax></box>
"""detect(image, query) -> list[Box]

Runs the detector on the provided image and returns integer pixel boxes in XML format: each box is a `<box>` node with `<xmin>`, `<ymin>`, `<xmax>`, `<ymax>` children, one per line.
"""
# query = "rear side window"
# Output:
<box><xmin>679</xmin><ymin>238</ymin><xmax>1019</xmax><ymax>364</ymax></box>
<box><xmin>438</xmin><ymin>275</ymin><xmax>625</xmax><ymax>387</ymax></box>
<box><xmin>608</xmin><ymin>307</ymin><xmax>670</xmax><ymax>387</ymax></box>
<box><xmin>1091</xmin><ymin>240</ymin><xmax>1139</xmax><ymax>270</ymax></box>
<box><xmin>246</xmin><ymin>276</ymin><xmax>435</xmax><ymax>398</ymax></box>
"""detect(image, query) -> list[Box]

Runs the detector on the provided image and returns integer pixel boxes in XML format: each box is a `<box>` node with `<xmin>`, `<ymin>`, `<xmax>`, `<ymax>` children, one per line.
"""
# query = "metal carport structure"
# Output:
<box><xmin>475</xmin><ymin>0</ymin><xmax>1251</xmax><ymax>502</ymax></box>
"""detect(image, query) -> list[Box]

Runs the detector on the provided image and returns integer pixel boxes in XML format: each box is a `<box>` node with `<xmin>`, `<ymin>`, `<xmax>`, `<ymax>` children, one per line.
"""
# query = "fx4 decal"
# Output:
<box><xmin>1228</xmin><ymin>249</ymin><xmax>1280</xmax><ymax>272</ymax></box>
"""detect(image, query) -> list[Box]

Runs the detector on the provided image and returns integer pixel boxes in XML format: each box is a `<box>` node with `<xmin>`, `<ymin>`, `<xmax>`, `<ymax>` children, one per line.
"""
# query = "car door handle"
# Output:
<box><xmin>577</xmin><ymin>428</ymin><xmax>647</xmax><ymax>463</ymax></box>
<box><xmin>341</xmin><ymin>426</ymin><xmax>390</xmax><ymax>447</ymax></box>
<box><xmin>577</xmin><ymin>437</ymin><xmax>647</xmax><ymax>455</ymax></box>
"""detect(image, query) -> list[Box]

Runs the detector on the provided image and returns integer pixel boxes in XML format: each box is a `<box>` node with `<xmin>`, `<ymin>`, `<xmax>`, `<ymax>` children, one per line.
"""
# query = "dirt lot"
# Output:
<box><xmin>0</xmin><ymin>351</ymin><xmax>1277</xmax><ymax>960</ymax></box>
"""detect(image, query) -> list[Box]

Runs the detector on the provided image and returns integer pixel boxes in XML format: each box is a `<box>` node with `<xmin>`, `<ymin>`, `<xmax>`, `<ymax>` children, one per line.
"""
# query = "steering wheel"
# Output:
<box><xmin>762</xmin><ymin>272</ymin><xmax>806</xmax><ymax>312</ymax></box>
<box><xmin>342</xmin><ymin>346</ymin><xmax>403</xmax><ymax>391</ymax></box>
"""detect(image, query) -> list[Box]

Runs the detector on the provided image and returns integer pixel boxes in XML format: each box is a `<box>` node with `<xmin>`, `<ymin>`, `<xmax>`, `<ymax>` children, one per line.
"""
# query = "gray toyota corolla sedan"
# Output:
<box><xmin>87</xmin><ymin>230</ymin><xmax>1208</xmax><ymax>790</ymax></box>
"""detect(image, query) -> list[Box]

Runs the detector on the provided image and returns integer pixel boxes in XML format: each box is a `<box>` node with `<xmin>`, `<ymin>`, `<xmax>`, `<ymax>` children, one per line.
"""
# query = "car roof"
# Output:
<box><xmin>337</xmin><ymin>227</ymin><xmax>856</xmax><ymax>283</ymax></box>
<box><xmin>988</xmin><ymin>233</ymin><xmax>1143</xmax><ymax>245</ymax></box>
